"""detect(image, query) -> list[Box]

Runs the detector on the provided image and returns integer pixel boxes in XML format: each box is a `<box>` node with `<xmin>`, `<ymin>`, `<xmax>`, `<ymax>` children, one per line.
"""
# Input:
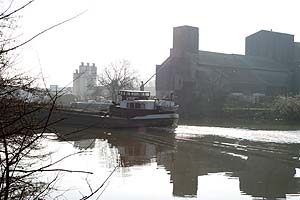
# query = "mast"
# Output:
<box><xmin>139</xmin><ymin>67</ymin><xmax>160</xmax><ymax>91</ymax></box>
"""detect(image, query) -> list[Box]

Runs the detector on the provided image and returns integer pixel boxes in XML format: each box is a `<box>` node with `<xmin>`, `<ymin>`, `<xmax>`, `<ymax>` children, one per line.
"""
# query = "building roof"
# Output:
<box><xmin>193</xmin><ymin>50</ymin><xmax>289</xmax><ymax>72</ymax></box>
<box><xmin>246</xmin><ymin>30</ymin><xmax>294</xmax><ymax>39</ymax></box>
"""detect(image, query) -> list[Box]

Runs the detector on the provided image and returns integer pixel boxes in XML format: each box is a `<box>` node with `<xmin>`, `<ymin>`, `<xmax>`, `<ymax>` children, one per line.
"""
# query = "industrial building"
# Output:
<box><xmin>156</xmin><ymin>25</ymin><xmax>300</xmax><ymax>114</ymax></box>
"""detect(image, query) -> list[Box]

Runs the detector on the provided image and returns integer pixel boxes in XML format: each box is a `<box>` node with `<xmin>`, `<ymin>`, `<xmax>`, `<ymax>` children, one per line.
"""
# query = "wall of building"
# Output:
<box><xmin>173</xmin><ymin>25</ymin><xmax>199</xmax><ymax>55</ymax></box>
<box><xmin>73</xmin><ymin>62</ymin><xmax>97</xmax><ymax>100</ymax></box>
<box><xmin>157</xmin><ymin>26</ymin><xmax>199</xmax><ymax>99</ymax></box>
<box><xmin>245</xmin><ymin>30</ymin><xmax>295</xmax><ymax>66</ymax></box>
<box><xmin>295</xmin><ymin>42</ymin><xmax>300</xmax><ymax>65</ymax></box>
<box><xmin>156</xmin><ymin>26</ymin><xmax>300</xmax><ymax>115</ymax></box>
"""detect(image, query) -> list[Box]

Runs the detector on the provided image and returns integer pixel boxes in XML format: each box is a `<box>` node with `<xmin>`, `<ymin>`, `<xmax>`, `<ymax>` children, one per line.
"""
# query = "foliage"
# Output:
<box><xmin>98</xmin><ymin>59</ymin><xmax>139</xmax><ymax>102</ymax></box>
<box><xmin>272</xmin><ymin>96</ymin><xmax>300</xmax><ymax>121</ymax></box>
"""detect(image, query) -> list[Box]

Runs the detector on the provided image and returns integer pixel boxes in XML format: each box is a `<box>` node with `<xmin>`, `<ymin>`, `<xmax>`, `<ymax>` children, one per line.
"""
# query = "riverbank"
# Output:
<box><xmin>179</xmin><ymin>108</ymin><xmax>300</xmax><ymax>130</ymax></box>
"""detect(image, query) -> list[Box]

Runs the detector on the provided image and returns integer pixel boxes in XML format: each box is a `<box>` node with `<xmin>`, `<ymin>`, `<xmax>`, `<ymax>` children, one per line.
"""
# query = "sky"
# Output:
<box><xmin>10</xmin><ymin>0</ymin><xmax>300</xmax><ymax>88</ymax></box>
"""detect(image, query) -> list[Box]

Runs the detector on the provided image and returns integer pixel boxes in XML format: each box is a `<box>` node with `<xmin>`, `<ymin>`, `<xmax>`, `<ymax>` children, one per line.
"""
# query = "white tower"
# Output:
<box><xmin>73</xmin><ymin>62</ymin><xmax>97</xmax><ymax>100</ymax></box>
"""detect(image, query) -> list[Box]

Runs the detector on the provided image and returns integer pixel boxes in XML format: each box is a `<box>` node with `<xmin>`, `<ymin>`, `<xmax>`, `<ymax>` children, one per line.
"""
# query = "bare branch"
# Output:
<box><xmin>0</xmin><ymin>0</ymin><xmax>15</xmax><ymax>18</ymax></box>
<box><xmin>14</xmin><ymin>168</ymin><xmax>93</xmax><ymax>174</ymax></box>
<box><xmin>1</xmin><ymin>10</ymin><xmax>87</xmax><ymax>54</ymax></box>
<box><xmin>98</xmin><ymin>59</ymin><xmax>139</xmax><ymax>101</ymax></box>
<box><xmin>0</xmin><ymin>0</ymin><xmax>34</xmax><ymax>20</ymax></box>
<box><xmin>80</xmin><ymin>166</ymin><xmax>118</xmax><ymax>200</ymax></box>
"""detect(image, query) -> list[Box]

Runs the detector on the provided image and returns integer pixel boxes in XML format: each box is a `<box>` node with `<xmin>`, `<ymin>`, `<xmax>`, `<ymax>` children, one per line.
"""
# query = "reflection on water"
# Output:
<box><xmin>74</xmin><ymin>139</ymin><xmax>95</xmax><ymax>149</ymax></box>
<box><xmin>48</xmin><ymin>125</ymin><xmax>300</xmax><ymax>199</ymax></box>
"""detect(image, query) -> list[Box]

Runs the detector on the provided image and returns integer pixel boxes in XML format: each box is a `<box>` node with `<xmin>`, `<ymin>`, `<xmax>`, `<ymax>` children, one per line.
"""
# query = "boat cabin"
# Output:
<box><xmin>120</xmin><ymin>99</ymin><xmax>156</xmax><ymax>110</ymax></box>
<box><xmin>119</xmin><ymin>90</ymin><xmax>150</xmax><ymax>100</ymax></box>
<box><xmin>116</xmin><ymin>90</ymin><xmax>178</xmax><ymax>112</ymax></box>
<box><xmin>118</xmin><ymin>90</ymin><xmax>154</xmax><ymax>110</ymax></box>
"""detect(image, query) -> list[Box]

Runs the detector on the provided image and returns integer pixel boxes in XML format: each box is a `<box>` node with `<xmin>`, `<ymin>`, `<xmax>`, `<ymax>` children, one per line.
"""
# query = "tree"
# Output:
<box><xmin>98</xmin><ymin>59</ymin><xmax>139</xmax><ymax>102</ymax></box>
<box><xmin>272</xmin><ymin>96</ymin><xmax>300</xmax><ymax>121</ymax></box>
<box><xmin>0</xmin><ymin>2</ymin><xmax>60</xmax><ymax>199</ymax></box>
<box><xmin>0</xmin><ymin>1</ymin><xmax>96</xmax><ymax>199</ymax></box>
<box><xmin>191</xmin><ymin>68</ymin><xmax>231</xmax><ymax>116</ymax></box>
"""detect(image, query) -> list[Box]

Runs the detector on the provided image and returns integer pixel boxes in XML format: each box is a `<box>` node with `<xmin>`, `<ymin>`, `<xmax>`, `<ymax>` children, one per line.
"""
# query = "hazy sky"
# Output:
<box><xmin>13</xmin><ymin>0</ymin><xmax>300</xmax><ymax>87</ymax></box>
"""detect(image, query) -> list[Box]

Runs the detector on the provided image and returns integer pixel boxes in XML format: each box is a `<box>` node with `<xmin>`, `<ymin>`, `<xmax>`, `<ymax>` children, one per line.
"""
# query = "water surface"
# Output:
<box><xmin>43</xmin><ymin>125</ymin><xmax>300</xmax><ymax>199</ymax></box>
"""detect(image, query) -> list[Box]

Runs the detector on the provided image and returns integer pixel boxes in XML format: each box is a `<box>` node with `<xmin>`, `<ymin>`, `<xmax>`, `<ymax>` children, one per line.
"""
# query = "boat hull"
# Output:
<box><xmin>46</xmin><ymin>109</ymin><xmax>178</xmax><ymax>129</ymax></box>
<box><xmin>100</xmin><ymin>115</ymin><xmax>178</xmax><ymax>128</ymax></box>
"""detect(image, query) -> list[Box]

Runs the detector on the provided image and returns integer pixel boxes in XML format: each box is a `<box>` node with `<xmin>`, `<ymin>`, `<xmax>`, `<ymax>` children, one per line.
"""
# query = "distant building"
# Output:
<box><xmin>73</xmin><ymin>62</ymin><xmax>97</xmax><ymax>100</ymax></box>
<box><xmin>49</xmin><ymin>85</ymin><xmax>59</xmax><ymax>93</ymax></box>
<box><xmin>156</xmin><ymin>25</ymin><xmax>300</xmax><ymax>114</ymax></box>
<box><xmin>49</xmin><ymin>85</ymin><xmax>72</xmax><ymax>94</ymax></box>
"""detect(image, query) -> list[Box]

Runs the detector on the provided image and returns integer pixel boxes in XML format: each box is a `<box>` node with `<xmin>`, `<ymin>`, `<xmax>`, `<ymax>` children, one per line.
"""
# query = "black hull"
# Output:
<box><xmin>46</xmin><ymin>109</ymin><xmax>178</xmax><ymax>130</ymax></box>
<box><xmin>99</xmin><ymin>117</ymin><xmax>178</xmax><ymax>128</ymax></box>
<box><xmin>109</xmin><ymin>106</ymin><xmax>175</xmax><ymax>118</ymax></box>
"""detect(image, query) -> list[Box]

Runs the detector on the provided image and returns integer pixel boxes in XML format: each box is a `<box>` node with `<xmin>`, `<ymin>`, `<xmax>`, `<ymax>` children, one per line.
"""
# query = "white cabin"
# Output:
<box><xmin>120</xmin><ymin>100</ymin><xmax>156</xmax><ymax>110</ymax></box>
<box><xmin>118</xmin><ymin>90</ymin><xmax>178</xmax><ymax>111</ymax></box>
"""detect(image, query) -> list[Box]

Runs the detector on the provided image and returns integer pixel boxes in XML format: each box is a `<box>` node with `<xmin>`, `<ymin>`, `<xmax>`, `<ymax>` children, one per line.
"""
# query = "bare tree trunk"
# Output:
<box><xmin>3</xmin><ymin>137</ymin><xmax>9</xmax><ymax>200</ymax></box>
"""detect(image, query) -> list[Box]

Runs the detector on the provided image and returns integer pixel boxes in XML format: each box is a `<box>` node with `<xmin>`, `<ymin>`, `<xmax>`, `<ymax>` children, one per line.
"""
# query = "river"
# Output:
<box><xmin>42</xmin><ymin>124</ymin><xmax>300</xmax><ymax>199</ymax></box>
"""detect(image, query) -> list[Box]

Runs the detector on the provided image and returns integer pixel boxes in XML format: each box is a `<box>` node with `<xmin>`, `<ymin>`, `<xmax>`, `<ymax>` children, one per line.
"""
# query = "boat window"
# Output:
<box><xmin>127</xmin><ymin>103</ymin><xmax>135</xmax><ymax>109</ymax></box>
<box><xmin>135</xmin><ymin>103</ymin><xmax>141</xmax><ymax>109</ymax></box>
<box><xmin>140</xmin><ymin>103</ymin><xmax>145</xmax><ymax>109</ymax></box>
<box><xmin>129</xmin><ymin>103</ymin><xmax>134</xmax><ymax>109</ymax></box>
